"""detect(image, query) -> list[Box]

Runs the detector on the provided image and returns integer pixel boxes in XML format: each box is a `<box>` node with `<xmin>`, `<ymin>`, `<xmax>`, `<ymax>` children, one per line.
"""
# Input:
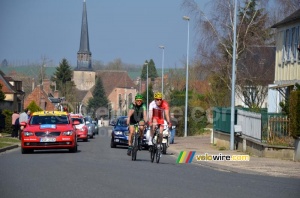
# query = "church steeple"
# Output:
<box><xmin>77</xmin><ymin>0</ymin><xmax>92</xmax><ymax>70</ymax></box>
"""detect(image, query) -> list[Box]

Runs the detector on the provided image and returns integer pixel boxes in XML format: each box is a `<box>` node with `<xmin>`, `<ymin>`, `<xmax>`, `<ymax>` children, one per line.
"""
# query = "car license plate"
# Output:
<box><xmin>40</xmin><ymin>138</ymin><xmax>56</xmax><ymax>142</ymax></box>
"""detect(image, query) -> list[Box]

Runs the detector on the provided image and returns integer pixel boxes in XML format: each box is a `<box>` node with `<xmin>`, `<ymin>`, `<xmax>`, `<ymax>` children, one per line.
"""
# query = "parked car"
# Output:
<box><xmin>92</xmin><ymin>120</ymin><xmax>99</xmax><ymax>135</ymax></box>
<box><xmin>110</xmin><ymin>116</ymin><xmax>148</xmax><ymax>149</ymax></box>
<box><xmin>20</xmin><ymin>111</ymin><xmax>78</xmax><ymax>154</ymax></box>
<box><xmin>84</xmin><ymin>116</ymin><xmax>95</xmax><ymax>138</ymax></box>
<box><xmin>70</xmin><ymin>113</ymin><xmax>88</xmax><ymax>142</ymax></box>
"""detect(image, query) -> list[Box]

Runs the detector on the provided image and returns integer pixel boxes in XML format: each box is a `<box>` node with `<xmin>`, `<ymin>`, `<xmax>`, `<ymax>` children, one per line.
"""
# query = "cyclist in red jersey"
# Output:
<box><xmin>148</xmin><ymin>92</ymin><xmax>171</xmax><ymax>149</ymax></box>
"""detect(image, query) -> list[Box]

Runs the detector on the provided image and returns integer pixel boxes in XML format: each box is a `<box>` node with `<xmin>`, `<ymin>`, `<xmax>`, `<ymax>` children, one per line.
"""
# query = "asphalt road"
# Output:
<box><xmin>0</xmin><ymin>127</ymin><xmax>299</xmax><ymax>198</ymax></box>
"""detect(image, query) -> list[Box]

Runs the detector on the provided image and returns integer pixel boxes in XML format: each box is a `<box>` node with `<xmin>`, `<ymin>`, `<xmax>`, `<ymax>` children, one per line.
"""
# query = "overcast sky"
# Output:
<box><xmin>0</xmin><ymin>0</ymin><xmax>211</xmax><ymax>68</ymax></box>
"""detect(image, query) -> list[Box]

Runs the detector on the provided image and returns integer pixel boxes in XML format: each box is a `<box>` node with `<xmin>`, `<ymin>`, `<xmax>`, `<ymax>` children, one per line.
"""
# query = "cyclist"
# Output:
<box><xmin>148</xmin><ymin>92</ymin><xmax>171</xmax><ymax>150</ymax></box>
<box><xmin>126</xmin><ymin>93</ymin><xmax>147</xmax><ymax>156</ymax></box>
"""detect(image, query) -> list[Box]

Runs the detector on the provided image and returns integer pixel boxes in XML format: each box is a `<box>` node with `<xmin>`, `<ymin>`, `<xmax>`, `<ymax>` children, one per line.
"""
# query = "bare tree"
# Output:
<box><xmin>236</xmin><ymin>46</ymin><xmax>275</xmax><ymax>108</ymax></box>
<box><xmin>105</xmin><ymin>58</ymin><xmax>124</xmax><ymax>70</ymax></box>
<box><xmin>182</xmin><ymin>0</ymin><xmax>274</xmax><ymax>107</ymax></box>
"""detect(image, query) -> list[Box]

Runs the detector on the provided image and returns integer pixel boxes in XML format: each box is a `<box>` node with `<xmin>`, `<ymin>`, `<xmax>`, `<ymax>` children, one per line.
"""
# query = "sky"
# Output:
<box><xmin>0</xmin><ymin>0</ymin><xmax>211</xmax><ymax>69</ymax></box>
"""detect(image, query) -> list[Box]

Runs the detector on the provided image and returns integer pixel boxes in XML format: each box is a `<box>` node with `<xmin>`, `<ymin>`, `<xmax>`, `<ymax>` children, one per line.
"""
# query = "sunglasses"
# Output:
<box><xmin>136</xmin><ymin>100</ymin><xmax>142</xmax><ymax>102</ymax></box>
<box><xmin>155</xmin><ymin>99</ymin><xmax>162</xmax><ymax>101</ymax></box>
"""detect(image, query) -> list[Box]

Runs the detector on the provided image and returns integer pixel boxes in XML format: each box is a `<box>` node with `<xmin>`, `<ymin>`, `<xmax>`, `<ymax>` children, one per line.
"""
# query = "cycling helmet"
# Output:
<box><xmin>135</xmin><ymin>93</ymin><xmax>143</xmax><ymax>100</ymax></box>
<box><xmin>154</xmin><ymin>92</ymin><xmax>162</xmax><ymax>99</ymax></box>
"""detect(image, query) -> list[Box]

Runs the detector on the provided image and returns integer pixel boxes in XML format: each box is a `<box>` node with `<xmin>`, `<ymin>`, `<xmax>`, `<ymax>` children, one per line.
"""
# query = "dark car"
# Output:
<box><xmin>110</xmin><ymin>116</ymin><xmax>148</xmax><ymax>149</ymax></box>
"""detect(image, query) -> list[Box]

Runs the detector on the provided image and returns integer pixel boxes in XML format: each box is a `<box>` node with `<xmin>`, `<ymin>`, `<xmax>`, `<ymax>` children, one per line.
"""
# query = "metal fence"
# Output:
<box><xmin>213</xmin><ymin>107</ymin><xmax>288</xmax><ymax>143</ymax></box>
<box><xmin>236</xmin><ymin>110</ymin><xmax>261</xmax><ymax>141</ymax></box>
<box><xmin>268</xmin><ymin>116</ymin><xmax>290</xmax><ymax>141</ymax></box>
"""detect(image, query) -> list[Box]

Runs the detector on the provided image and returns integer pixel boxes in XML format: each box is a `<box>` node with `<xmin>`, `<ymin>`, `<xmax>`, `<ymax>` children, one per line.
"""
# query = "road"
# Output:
<box><xmin>0</xmin><ymin>127</ymin><xmax>299</xmax><ymax>198</ymax></box>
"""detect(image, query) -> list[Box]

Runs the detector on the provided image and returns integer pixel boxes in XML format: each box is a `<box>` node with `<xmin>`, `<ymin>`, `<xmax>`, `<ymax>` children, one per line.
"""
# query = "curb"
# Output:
<box><xmin>0</xmin><ymin>144</ymin><xmax>19</xmax><ymax>153</ymax></box>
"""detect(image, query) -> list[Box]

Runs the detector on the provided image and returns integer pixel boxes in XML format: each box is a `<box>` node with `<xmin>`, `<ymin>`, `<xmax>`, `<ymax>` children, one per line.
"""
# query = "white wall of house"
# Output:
<box><xmin>272</xmin><ymin>19</ymin><xmax>300</xmax><ymax>113</ymax></box>
<box><xmin>268</xmin><ymin>84</ymin><xmax>281</xmax><ymax>113</ymax></box>
<box><xmin>274</xmin><ymin>23</ymin><xmax>300</xmax><ymax>84</ymax></box>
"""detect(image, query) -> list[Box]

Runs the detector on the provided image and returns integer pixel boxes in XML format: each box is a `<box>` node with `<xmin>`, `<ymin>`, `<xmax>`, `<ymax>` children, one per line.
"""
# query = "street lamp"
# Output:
<box><xmin>159</xmin><ymin>45</ymin><xmax>165</xmax><ymax>95</ymax></box>
<box><xmin>183</xmin><ymin>15</ymin><xmax>190</xmax><ymax>137</ymax></box>
<box><xmin>144</xmin><ymin>62</ymin><xmax>149</xmax><ymax>120</ymax></box>
<box><xmin>230</xmin><ymin>0</ymin><xmax>238</xmax><ymax>150</ymax></box>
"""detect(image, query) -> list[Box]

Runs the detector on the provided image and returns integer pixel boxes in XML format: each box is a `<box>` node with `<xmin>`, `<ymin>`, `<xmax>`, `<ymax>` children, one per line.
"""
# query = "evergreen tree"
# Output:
<box><xmin>142</xmin><ymin>83</ymin><xmax>154</xmax><ymax>106</ymax></box>
<box><xmin>27</xmin><ymin>101</ymin><xmax>43</xmax><ymax>113</ymax></box>
<box><xmin>88</xmin><ymin>77</ymin><xmax>109</xmax><ymax>115</ymax></box>
<box><xmin>51</xmin><ymin>58</ymin><xmax>74</xmax><ymax>97</ymax></box>
<box><xmin>141</xmin><ymin>59</ymin><xmax>158</xmax><ymax>81</ymax></box>
<box><xmin>0</xmin><ymin>83</ymin><xmax>5</xmax><ymax>101</ymax></box>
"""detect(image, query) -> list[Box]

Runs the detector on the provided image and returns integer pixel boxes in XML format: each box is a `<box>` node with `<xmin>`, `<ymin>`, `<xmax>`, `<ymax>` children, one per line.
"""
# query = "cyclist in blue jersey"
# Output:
<box><xmin>126</xmin><ymin>94</ymin><xmax>147</xmax><ymax>156</ymax></box>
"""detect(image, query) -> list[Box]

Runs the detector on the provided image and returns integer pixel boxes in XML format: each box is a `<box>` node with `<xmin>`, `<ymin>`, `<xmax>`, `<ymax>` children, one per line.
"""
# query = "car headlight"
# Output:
<box><xmin>24</xmin><ymin>132</ymin><xmax>34</xmax><ymax>136</ymax></box>
<box><xmin>63</xmin><ymin>131</ymin><xmax>73</xmax><ymax>136</ymax></box>
<box><xmin>114</xmin><ymin>131</ymin><xmax>123</xmax><ymax>135</ymax></box>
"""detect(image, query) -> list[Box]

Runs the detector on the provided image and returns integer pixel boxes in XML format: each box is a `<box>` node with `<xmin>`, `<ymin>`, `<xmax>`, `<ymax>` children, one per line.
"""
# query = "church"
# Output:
<box><xmin>72</xmin><ymin>0</ymin><xmax>138</xmax><ymax>118</ymax></box>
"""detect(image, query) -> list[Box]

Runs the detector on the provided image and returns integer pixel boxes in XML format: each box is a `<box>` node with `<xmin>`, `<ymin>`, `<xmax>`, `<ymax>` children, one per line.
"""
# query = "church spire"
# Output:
<box><xmin>77</xmin><ymin>0</ymin><xmax>92</xmax><ymax>70</ymax></box>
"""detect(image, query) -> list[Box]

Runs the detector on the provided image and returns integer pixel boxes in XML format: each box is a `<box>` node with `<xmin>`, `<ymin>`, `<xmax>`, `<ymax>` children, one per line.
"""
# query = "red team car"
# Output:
<box><xmin>20</xmin><ymin>111</ymin><xmax>78</xmax><ymax>154</ymax></box>
<box><xmin>69</xmin><ymin>113</ymin><xmax>89</xmax><ymax>142</ymax></box>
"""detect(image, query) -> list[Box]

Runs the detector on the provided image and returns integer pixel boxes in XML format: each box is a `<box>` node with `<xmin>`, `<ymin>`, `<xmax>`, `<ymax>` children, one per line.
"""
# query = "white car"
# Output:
<box><xmin>84</xmin><ymin>116</ymin><xmax>95</xmax><ymax>138</ymax></box>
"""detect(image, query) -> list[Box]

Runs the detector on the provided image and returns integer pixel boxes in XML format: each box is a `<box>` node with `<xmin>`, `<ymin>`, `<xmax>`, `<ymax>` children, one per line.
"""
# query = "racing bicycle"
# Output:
<box><xmin>150</xmin><ymin>124</ymin><xmax>163</xmax><ymax>163</ymax></box>
<box><xmin>131</xmin><ymin>123</ymin><xmax>141</xmax><ymax>161</ymax></box>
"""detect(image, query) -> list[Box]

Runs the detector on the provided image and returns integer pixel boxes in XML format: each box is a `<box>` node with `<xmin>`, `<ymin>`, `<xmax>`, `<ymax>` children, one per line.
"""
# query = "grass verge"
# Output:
<box><xmin>0</xmin><ymin>133</ymin><xmax>20</xmax><ymax>149</ymax></box>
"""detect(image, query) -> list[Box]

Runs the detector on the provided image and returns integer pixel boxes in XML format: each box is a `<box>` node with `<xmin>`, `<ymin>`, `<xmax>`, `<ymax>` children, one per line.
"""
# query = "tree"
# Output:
<box><xmin>1</xmin><ymin>59</ymin><xmax>8</xmax><ymax>67</ymax></box>
<box><xmin>26</xmin><ymin>101</ymin><xmax>43</xmax><ymax>113</ymax></box>
<box><xmin>105</xmin><ymin>58</ymin><xmax>124</xmax><ymax>70</ymax></box>
<box><xmin>141</xmin><ymin>59</ymin><xmax>158</xmax><ymax>81</ymax></box>
<box><xmin>236</xmin><ymin>47</ymin><xmax>275</xmax><ymax>108</ymax></box>
<box><xmin>88</xmin><ymin>76</ymin><xmax>109</xmax><ymax>117</ymax></box>
<box><xmin>142</xmin><ymin>83</ymin><xmax>154</xmax><ymax>106</ymax></box>
<box><xmin>38</xmin><ymin>56</ymin><xmax>50</xmax><ymax>84</ymax></box>
<box><xmin>51</xmin><ymin>58</ymin><xmax>74</xmax><ymax>97</ymax></box>
<box><xmin>0</xmin><ymin>83</ymin><xmax>5</xmax><ymax>101</ymax></box>
<box><xmin>183</xmin><ymin>0</ymin><xmax>273</xmax><ymax>107</ymax></box>
<box><xmin>273</xmin><ymin>0</ymin><xmax>300</xmax><ymax>23</ymax></box>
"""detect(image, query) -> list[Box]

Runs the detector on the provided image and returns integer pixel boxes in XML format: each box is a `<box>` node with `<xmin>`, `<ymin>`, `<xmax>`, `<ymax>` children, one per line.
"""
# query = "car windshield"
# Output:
<box><xmin>117</xmin><ymin>117</ymin><xmax>127</xmax><ymax>126</ymax></box>
<box><xmin>71</xmin><ymin>118</ymin><xmax>84</xmax><ymax>124</ymax></box>
<box><xmin>84</xmin><ymin>117</ymin><xmax>92</xmax><ymax>122</ymax></box>
<box><xmin>30</xmin><ymin>115</ymin><xmax>69</xmax><ymax>125</ymax></box>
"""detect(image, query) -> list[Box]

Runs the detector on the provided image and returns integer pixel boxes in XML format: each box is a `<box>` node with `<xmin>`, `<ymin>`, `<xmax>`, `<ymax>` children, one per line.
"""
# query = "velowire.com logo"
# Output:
<box><xmin>176</xmin><ymin>151</ymin><xmax>250</xmax><ymax>163</ymax></box>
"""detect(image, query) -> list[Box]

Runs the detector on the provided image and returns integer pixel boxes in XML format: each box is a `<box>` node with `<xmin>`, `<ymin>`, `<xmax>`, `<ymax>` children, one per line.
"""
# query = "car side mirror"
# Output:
<box><xmin>110</xmin><ymin>122</ymin><xmax>116</xmax><ymax>126</ymax></box>
<box><xmin>20</xmin><ymin>122</ymin><xmax>27</xmax><ymax>126</ymax></box>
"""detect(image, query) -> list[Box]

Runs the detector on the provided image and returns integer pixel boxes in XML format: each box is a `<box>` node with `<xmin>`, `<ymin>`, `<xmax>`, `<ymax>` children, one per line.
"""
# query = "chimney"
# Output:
<box><xmin>42</xmin><ymin>79</ymin><xmax>51</xmax><ymax>95</ymax></box>
<box><xmin>54</xmin><ymin>90</ymin><xmax>59</xmax><ymax>98</ymax></box>
<box><xmin>32</xmin><ymin>78</ymin><xmax>35</xmax><ymax>91</ymax></box>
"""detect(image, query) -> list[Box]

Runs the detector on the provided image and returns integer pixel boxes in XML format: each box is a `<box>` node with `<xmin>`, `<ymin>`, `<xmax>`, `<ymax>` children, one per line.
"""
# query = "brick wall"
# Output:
<box><xmin>24</xmin><ymin>85</ymin><xmax>55</xmax><ymax>111</ymax></box>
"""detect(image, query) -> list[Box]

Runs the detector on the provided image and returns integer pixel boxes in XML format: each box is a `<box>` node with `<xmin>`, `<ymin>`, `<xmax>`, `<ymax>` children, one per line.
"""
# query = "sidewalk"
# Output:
<box><xmin>168</xmin><ymin>133</ymin><xmax>300</xmax><ymax>178</ymax></box>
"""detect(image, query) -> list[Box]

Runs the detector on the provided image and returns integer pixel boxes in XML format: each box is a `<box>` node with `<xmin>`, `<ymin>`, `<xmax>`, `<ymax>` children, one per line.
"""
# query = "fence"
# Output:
<box><xmin>236</xmin><ymin>110</ymin><xmax>261</xmax><ymax>141</ymax></box>
<box><xmin>268</xmin><ymin>116</ymin><xmax>290</xmax><ymax>141</ymax></box>
<box><xmin>213</xmin><ymin>107</ymin><xmax>290</xmax><ymax>143</ymax></box>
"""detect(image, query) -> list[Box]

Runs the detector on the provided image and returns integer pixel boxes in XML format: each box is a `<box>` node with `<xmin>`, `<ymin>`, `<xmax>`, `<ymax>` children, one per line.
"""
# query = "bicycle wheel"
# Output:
<box><xmin>132</xmin><ymin>134</ymin><xmax>138</xmax><ymax>161</ymax></box>
<box><xmin>151</xmin><ymin>145</ymin><xmax>155</xmax><ymax>163</ymax></box>
<box><xmin>156</xmin><ymin>143</ymin><xmax>161</xmax><ymax>163</ymax></box>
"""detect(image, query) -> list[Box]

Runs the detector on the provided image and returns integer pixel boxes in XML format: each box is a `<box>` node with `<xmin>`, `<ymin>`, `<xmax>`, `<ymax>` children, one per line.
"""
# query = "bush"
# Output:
<box><xmin>289</xmin><ymin>90</ymin><xmax>300</xmax><ymax>138</ymax></box>
<box><xmin>175</xmin><ymin>106</ymin><xmax>208</xmax><ymax>137</ymax></box>
<box><xmin>3</xmin><ymin>109</ymin><xmax>13</xmax><ymax>134</ymax></box>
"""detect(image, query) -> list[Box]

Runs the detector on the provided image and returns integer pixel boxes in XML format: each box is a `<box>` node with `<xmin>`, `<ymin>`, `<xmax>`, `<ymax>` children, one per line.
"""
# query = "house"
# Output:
<box><xmin>96</xmin><ymin>70</ymin><xmax>137</xmax><ymax>118</ymax></box>
<box><xmin>0</xmin><ymin>71</ymin><xmax>25</xmax><ymax>112</ymax></box>
<box><xmin>24</xmin><ymin>79</ymin><xmax>62</xmax><ymax>111</ymax></box>
<box><xmin>271</xmin><ymin>9</ymin><xmax>300</xmax><ymax>112</ymax></box>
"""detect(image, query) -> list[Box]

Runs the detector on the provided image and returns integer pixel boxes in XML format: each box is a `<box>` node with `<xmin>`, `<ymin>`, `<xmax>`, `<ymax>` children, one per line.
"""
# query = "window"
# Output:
<box><xmin>128</xmin><ymin>93</ymin><xmax>132</xmax><ymax>105</ymax></box>
<box><xmin>284</xmin><ymin>29</ymin><xmax>290</xmax><ymax>62</ymax></box>
<box><xmin>291</xmin><ymin>27</ymin><xmax>296</xmax><ymax>62</ymax></box>
<box><xmin>119</xmin><ymin>94</ymin><xmax>122</xmax><ymax>108</ymax></box>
